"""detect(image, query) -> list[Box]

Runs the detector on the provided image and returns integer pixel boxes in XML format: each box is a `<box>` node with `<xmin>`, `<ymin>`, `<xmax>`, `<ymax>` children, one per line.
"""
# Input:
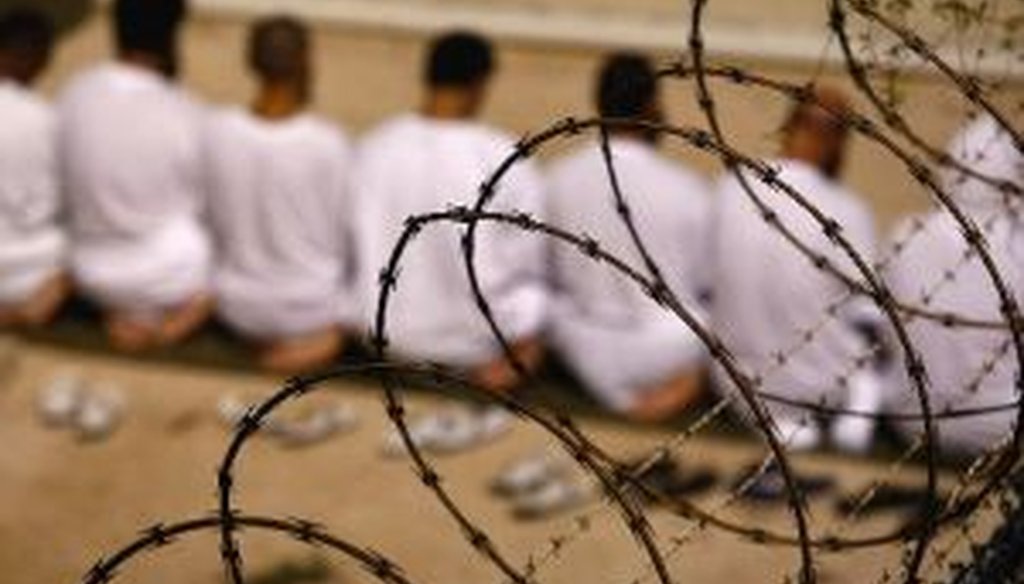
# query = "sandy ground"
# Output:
<box><xmin>0</xmin><ymin>340</ymin><xmax>999</xmax><ymax>584</ymax></box>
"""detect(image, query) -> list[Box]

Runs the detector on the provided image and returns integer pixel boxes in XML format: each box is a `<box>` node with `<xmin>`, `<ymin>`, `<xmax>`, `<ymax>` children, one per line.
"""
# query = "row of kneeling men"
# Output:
<box><xmin>1</xmin><ymin>3</ymin><xmax>1022</xmax><ymax>455</ymax></box>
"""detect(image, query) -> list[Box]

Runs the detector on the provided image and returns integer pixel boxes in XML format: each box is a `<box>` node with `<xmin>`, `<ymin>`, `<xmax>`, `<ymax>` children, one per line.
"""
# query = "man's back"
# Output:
<box><xmin>351</xmin><ymin>113</ymin><xmax>545</xmax><ymax>364</ymax></box>
<box><xmin>0</xmin><ymin>79</ymin><xmax>64</xmax><ymax>304</ymax></box>
<box><xmin>546</xmin><ymin>139</ymin><xmax>709</xmax><ymax>323</ymax></box>
<box><xmin>0</xmin><ymin>79</ymin><xmax>57</xmax><ymax>244</ymax></box>
<box><xmin>206</xmin><ymin>108</ymin><xmax>352</xmax><ymax>337</ymax></box>
<box><xmin>59</xmin><ymin>63</ymin><xmax>203</xmax><ymax>239</ymax></box>
<box><xmin>711</xmin><ymin>159</ymin><xmax>877</xmax><ymax>403</ymax></box>
<box><xmin>884</xmin><ymin>115</ymin><xmax>1024</xmax><ymax>452</ymax></box>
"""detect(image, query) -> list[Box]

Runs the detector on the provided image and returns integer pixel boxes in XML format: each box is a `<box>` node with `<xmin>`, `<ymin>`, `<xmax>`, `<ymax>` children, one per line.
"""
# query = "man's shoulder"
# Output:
<box><xmin>204</xmin><ymin>106</ymin><xmax>257</xmax><ymax>141</ymax></box>
<box><xmin>0</xmin><ymin>82</ymin><xmax>52</xmax><ymax>125</ymax></box>
<box><xmin>473</xmin><ymin>122</ymin><xmax>518</xmax><ymax>149</ymax></box>
<box><xmin>361</xmin><ymin>113</ymin><xmax>418</xmax><ymax>143</ymax></box>
<box><xmin>57</xmin><ymin>65</ymin><xmax>111</xmax><ymax>106</ymax></box>
<box><xmin>546</xmin><ymin>144</ymin><xmax>596</xmax><ymax>179</ymax></box>
<box><xmin>294</xmin><ymin>113</ymin><xmax>351</xmax><ymax>150</ymax></box>
<box><xmin>644</xmin><ymin>150</ymin><xmax>707</xmax><ymax>190</ymax></box>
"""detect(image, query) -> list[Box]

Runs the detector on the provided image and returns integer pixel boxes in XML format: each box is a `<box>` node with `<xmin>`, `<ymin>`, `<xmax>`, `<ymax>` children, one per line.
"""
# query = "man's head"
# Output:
<box><xmin>113</xmin><ymin>0</ymin><xmax>188</xmax><ymax>78</ymax></box>
<box><xmin>781</xmin><ymin>85</ymin><xmax>852</xmax><ymax>179</ymax></box>
<box><xmin>248</xmin><ymin>16</ymin><xmax>311</xmax><ymax>102</ymax></box>
<box><xmin>596</xmin><ymin>52</ymin><xmax>662</xmax><ymax>142</ymax></box>
<box><xmin>423</xmin><ymin>31</ymin><xmax>495</xmax><ymax>119</ymax></box>
<box><xmin>0</xmin><ymin>7</ymin><xmax>55</xmax><ymax>86</ymax></box>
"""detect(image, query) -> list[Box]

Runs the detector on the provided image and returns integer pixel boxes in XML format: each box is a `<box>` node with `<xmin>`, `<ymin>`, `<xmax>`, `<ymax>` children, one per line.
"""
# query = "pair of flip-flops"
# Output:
<box><xmin>835</xmin><ymin>484</ymin><xmax>948</xmax><ymax>519</ymax></box>
<box><xmin>381</xmin><ymin>405</ymin><xmax>512</xmax><ymax>458</ymax></box>
<box><xmin>490</xmin><ymin>451</ymin><xmax>595</xmax><ymax>520</ymax></box>
<box><xmin>729</xmin><ymin>461</ymin><xmax>950</xmax><ymax>521</ymax></box>
<box><xmin>36</xmin><ymin>373</ymin><xmax>125</xmax><ymax>442</ymax></box>
<box><xmin>491</xmin><ymin>453</ymin><xmax>721</xmax><ymax>520</ymax></box>
<box><xmin>218</xmin><ymin>395</ymin><xmax>359</xmax><ymax>448</ymax></box>
<box><xmin>624</xmin><ymin>457</ymin><xmax>720</xmax><ymax>504</ymax></box>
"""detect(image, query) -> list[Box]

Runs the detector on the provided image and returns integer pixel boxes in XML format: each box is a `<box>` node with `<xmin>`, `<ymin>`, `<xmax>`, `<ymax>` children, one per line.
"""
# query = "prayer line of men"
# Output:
<box><xmin>1</xmin><ymin>1</ymin><xmax>1020</xmax><ymax>454</ymax></box>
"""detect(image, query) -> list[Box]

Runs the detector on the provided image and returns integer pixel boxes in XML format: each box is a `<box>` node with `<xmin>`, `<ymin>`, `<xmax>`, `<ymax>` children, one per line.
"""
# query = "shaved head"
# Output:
<box><xmin>248</xmin><ymin>15</ymin><xmax>309</xmax><ymax>84</ymax></box>
<box><xmin>784</xmin><ymin>85</ymin><xmax>851</xmax><ymax>135</ymax></box>
<box><xmin>782</xmin><ymin>85</ymin><xmax>853</xmax><ymax>178</ymax></box>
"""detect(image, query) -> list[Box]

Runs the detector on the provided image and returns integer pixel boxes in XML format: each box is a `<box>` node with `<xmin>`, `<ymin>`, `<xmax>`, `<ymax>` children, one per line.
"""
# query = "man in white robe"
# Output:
<box><xmin>710</xmin><ymin>87</ymin><xmax>881</xmax><ymax>451</ymax></box>
<box><xmin>206</xmin><ymin>16</ymin><xmax>352</xmax><ymax>373</ymax></box>
<box><xmin>0</xmin><ymin>7</ymin><xmax>69</xmax><ymax>328</ymax></box>
<box><xmin>59</xmin><ymin>0</ymin><xmax>211</xmax><ymax>352</ymax></box>
<box><xmin>351</xmin><ymin>31</ymin><xmax>546</xmax><ymax>393</ymax></box>
<box><xmin>546</xmin><ymin>53</ymin><xmax>710</xmax><ymax>422</ymax></box>
<box><xmin>884</xmin><ymin>114</ymin><xmax>1024</xmax><ymax>455</ymax></box>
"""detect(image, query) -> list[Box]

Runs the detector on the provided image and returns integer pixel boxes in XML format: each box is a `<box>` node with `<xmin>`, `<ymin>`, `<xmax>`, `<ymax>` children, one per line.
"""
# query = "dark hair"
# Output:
<box><xmin>248</xmin><ymin>15</ymin><xmax>308</xmax><ymax>82</ymax></box>
<box><xmin>0</xmin><ymin>6</ymin><xmax>55</xmax><ymax>56</ymax></box>
<box><xmin>113</xmin><ymin>0</ymin><xmax>187</xmax><ymax>56</ymax></box>
<box><xmin>596</xmin><ymin>52</ymin><xmax>658</xmax><ymax>119</ymax></box>
<box><xmin>425</xmin><ymin>31</ymin><xmax>494</xmax><ymax>87</ymax></box>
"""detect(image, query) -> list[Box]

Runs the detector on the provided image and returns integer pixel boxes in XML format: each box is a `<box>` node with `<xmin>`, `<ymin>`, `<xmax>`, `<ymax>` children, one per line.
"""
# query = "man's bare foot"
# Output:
<box><xmin>0</xmin><ymin>273</ymin><xmax>71</xmax><ymax>329</ymax></box>
<box><xmin>628</xmin><ymin>370</ymin><xmax>705</xmax><ymax>423</ymax></box>
<box><xmin>106</xmin><ymin>315</ymin><xmax>158</xmax><ymax>353</ymax></box>
<box><xmin>18</xmin><ymin>273</ymin><xmax>71</xmax><ymax>327</ymax></box>
<box><xmin>157</xmin><ymin>294</ymin><xmax>214</xmax><ymax>346</ymax></box>
<box><xmin>471</xmin><ymin>338</ymin><xmax>544</xmax><ymax>394</ymax></box>
<box><xmin>259</xmin><ymin>328</ymin><xmax>344</xmax><ymax>374</ymax></box>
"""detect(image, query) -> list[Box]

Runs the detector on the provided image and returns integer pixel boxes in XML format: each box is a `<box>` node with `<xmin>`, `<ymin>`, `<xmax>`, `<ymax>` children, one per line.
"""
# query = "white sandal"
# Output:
<box><xmin>510</xmin><ymin>477</ymin><xmax>594</xmax><ymax>520</ymax></box>
<box><xmin>270</xmin><ymin>405</ymin><xmax>359</xmax><ymax>448</ymax></box>
<box><xmin>491</xmin><ymin>451</ymin><xmax>568</xmax><ymax>497</ymax></box>
<box><xmin>74</xmin><ymin>384</ymin><xmax>125</xmax><ymax>442</ymax></box>
<box><xmin>37</xmin><ymin>372</ymin><xmax>86</xmax><ymax>428</ymax></box>
<box><xmin>218</xmin><ymin>394</ymin><xmax>357</xmax><ymax>447</ymax></box>
<box><xmin>381</xmin><ymin>405</ymin><xmax>513</xmax><ymax>458</ymax></box>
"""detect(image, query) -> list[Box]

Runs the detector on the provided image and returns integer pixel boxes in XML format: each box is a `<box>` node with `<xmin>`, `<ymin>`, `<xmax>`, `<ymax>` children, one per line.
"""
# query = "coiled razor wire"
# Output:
<box><xmin>77</xmin><ymin>1</ymin><xmax>1023</xmax><ymax>583</ymax></box>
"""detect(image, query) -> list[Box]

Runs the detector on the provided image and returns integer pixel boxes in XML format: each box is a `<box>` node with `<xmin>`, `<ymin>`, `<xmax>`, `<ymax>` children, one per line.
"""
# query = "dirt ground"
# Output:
<box><xmin>0</xmin><ymin>339</ymin><xmax>997</xmax><ymax>584</ymax></box>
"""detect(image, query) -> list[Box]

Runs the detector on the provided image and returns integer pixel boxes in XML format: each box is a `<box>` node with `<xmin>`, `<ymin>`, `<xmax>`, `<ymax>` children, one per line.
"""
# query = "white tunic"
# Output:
<box><xmin>351</xmin><ymin>113</ymin><xmax>546</xmax><ymax>366</ymax></box>
<box><xmin>205</xmin><ymin>108</ymin><xmax>353</xmax><ymax>340</ymax></box>
<box><xmin>884</xmin><ymin>115</ymin><xmax>1024</xmax><ymax>454</ymax></box>
<box><xmin>710</xmin><ymin>159</ymin><xmax>879</xmax><ymax>425</ymax></box>
<box><xmin>545</xmin><ymin>139</ymin><xmax>710</xmax><ymax>412</ymax></box>
<box><xmin>58</xmin><ymin>63</ymin><xmax>210</xmax><ymax>318</ymax></box>
<box><xmin>0</xmin><ymin>80</ymin><xmax>65</xmax><ymax>304</ymax></box>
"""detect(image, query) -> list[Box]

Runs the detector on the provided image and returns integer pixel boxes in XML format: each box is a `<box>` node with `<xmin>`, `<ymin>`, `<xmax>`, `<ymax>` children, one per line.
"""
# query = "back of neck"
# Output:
<box><xmin>423</xmin><ymin>88</ymin><xmax>476</xmax><ymax>121</ymax></box>
<box><xmin>252</xmin><ymin>83</ymin><xmax>305</xmax><ymax>121</ymax></box>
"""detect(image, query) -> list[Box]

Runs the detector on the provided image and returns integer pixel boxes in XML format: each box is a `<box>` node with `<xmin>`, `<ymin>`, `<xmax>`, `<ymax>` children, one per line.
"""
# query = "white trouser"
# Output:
<box><xmin>550</xmin><ymin>301</ymin><xmax>705</xmax><ymax>413</ymax></box>
<box><xmin>216</xmin><ymin>272</ymin><xmax>347</xmax><ymax>341</ymax></box>
<box><xmin>0</xmin><ymin>228</ymin><xmax>65</xmax><ymax>304</ymax></box>
<box><xmin>72</xmin><ymin>216</ymin><xmax>211</xmax><ymax>322</ymax></box>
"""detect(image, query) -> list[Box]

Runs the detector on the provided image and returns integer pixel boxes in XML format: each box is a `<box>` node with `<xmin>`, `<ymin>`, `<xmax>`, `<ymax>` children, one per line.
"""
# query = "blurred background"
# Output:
<box><xmin>14</xmin><ymin>0</ymin><xmax>1023</xmax><ymax>230</ymax></box>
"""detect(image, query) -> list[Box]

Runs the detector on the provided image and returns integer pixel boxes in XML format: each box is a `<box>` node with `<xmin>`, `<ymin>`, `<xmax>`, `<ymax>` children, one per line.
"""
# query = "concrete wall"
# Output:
<box><xmin>36</xmin><ymin>7</ymin><xmax>1024</xmax><ymax>231</ymax></box>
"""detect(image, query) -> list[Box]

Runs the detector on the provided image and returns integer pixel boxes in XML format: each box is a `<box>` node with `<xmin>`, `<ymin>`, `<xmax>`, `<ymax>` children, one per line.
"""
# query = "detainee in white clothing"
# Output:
<box><xmin>0</xmin><ymin>8</ymin><xmax>70</xmax><ymax>327</ymax></box>
<box><xmin>207</xmin><ymin>16</ymin><xmax>352</xmax><ymax>373</ymax></box>
<box><xmin>352</xmin><ymin>32</ymin><xmax>546</xmax><ymax>393</ymax></box>
<box><xmin>546</xmin><ymin>53</ymin><xmax>710</xmax><ymax>422</ymax></box>
<box><xmin>884</xmin><ymin>114</ymin><xmax>1024</xmax><ymax>455</ymax></box>
<box><xmin>59</xmin><ymin>0</ymin><xmax>211</xmax><ymax>351</ymax></box>
<box><xmin>710</xmin><ymin>87</ymin><xmax>882</xmax><ymax>451</ymax></box>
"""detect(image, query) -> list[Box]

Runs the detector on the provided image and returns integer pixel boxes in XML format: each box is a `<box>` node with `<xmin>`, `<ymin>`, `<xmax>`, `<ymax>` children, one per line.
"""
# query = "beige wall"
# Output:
<box><xmin>38</xmin><ymin>9</ymin><xmax>1023</xmax><ymax>231</ymax></box>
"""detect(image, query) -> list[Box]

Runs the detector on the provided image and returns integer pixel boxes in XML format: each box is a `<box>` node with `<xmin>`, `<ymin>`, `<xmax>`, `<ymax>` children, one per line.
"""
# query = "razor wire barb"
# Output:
<box><xmin>78</xmin><ymin>1</ymin><xmax>1022</xmax><ymax>583</ymax></box>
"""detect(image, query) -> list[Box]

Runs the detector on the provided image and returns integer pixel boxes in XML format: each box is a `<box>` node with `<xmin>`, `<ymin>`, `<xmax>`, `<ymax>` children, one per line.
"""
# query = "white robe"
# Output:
<box><xmin>350</xmin><ymin>113</ymin><xmax>546</xmax><ymax>366</ymax></box>
<box><xmin>545</xmin><ymin>139</ymin><xmax>710</xmax><ymax>412</ymax></box>
<box><xmin>205</xmin><ymin>108</ymin><xmax>353</xmax><ymax>340</ymax></box>
<box><xmin>0</xmin><ymin>80</ymin><xmax>65</xmax><ymax>304</ymax></box>
<box><xmin>58</xmin><ymin>63</ymin><xmax>210</xmax><ymax>319</ymax></box>
<box><xmin>710</xmin><ymin>159</ymin><xmax>879</xmax><ymax>427</ymax></box>
<box><xmin>884</xmin><ymin>115</ymin><xmax>1024</xmax><ymax>454</ymax></box>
